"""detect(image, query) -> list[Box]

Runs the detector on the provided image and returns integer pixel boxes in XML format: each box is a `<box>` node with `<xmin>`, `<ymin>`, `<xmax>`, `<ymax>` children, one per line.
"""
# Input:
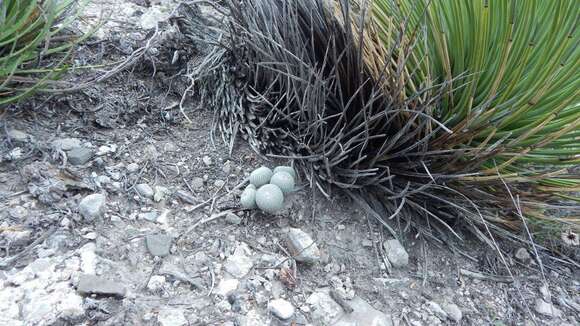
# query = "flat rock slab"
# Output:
<box><xmin>146</xmin><ymin>234</ymin><xmax>172</xmax><ymax>257</ymax></box>
<box><xmin>77</xmin><ymin>274</ymin><xmax>126</xmax><ymax>298</ymax></box>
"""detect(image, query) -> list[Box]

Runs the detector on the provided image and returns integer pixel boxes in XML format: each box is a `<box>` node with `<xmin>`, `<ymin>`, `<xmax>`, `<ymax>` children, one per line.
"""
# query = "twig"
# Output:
<box><xmin>459</xmin><ymin>269</ymin><xmax>514</xmax><ymax>283</ymax></box>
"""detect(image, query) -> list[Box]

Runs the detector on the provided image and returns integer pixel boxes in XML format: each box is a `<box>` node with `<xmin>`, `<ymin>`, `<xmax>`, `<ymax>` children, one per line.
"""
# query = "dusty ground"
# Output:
<box><xmin>0</xmin><ymin>1</ymin><xmax>578</xmax><ymax>325</ymax></box>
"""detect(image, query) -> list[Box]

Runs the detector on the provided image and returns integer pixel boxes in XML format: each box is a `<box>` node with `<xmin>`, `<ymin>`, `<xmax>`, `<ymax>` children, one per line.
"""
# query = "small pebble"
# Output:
<box><xmin>127</xmin><ymin>163</ymin><xmax>140</xmax><ymax>173</ymax></box>
<box><xmin>136</xmin><ymin>183</ymin><xmax>154</xmax><ymax>199</ymax></box>
<box><xmin>268</xmin><ymin>298</ymin><xmax>295</xmax><ymax>320</ymax></box>
<box><xmin>68</xmin><ymin>147</ymin><xmax>94</xmax><ymax>165</ymax></box>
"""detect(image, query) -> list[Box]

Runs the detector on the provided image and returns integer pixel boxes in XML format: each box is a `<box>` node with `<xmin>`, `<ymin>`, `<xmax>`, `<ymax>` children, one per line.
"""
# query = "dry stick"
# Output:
<box><xmin>0</xmin><ymin>227</ymin><xmax>56</xmax><ymax>268</ymax></box>
<box><xmin>459</xmin><ymin>269</ymin><xmax>514</xmax><ymax>283</ymax></box>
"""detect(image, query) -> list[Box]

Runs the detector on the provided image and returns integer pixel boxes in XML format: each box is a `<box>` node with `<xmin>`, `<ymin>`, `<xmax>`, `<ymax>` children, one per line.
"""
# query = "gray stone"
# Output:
<box><xmin>147</xmin><ymin>275</ymin><xmax>166</xmax><ymax>291</ymax></box>
<box><xmin>442</xmin><ymin>303</ymin><xmax>462</xmax><ymax>322</ymax></box>
<box><xmin>225</xmin><ymin>212</ymin><xmax>242</xmax><ymax>225</ymax></box>
<box><xmin>224</xmin><ymin>252</ymin><xmax>254</xmax><ymax>278</ymax></box>
<box><xmin>146</xmin><ymin>234</ymin><xmax>172</xmax><ymax>257</ymax></box>
<box><xmin>336</xmin><ymin>296</ymin><xmax>393</xmax><ymax>326</ymax></box>
<box><xmin>77</xmin><ymin>274</ymin><xmax>126</xmax><ymax>297</ymax></box>
<box><xmin>514</xmin><ymin>248</ymin><xmax>531</xmax><ymax>263</ymax></box>
<box><xmin>136</xmin><ymin>183</ymin><xmax>154</xmax><ymax>199</ymax></box>
<box><xmin>7</xmin><ymin>129</ymin><xmax>29</xmax><ymax>143</ymax></box>
<box><xmin>157</xmin><ymin>308</ymin><xmax>187</xmax><ymax>326</ymax></box>
<box><xmin>383</xmin><ymin>239</ymin><xmax>409</xmax><ymax>268</ymax></box>
<box><xmin>139</xmin><ymin>211</ymin><xmax>159</xmax><ymax>222</ymax></box>
<box><xmin>52</xmin><ymin>138</ymin><xmax>81</xmax><ymax>151</ymax></box>
<box><xmin>126</xmin><ymin>163</ymin><xmax>139</xmax><ymax>173</ymax></box>
<box><xmin>202</xmin><ymin>155</ymin><xmax>212</xmax><ymax>166</ymax></box>
<box><xmin>216</xmin><ymin>279</ymin><xmax>239</xmax><ymax>297</ymax></box>
<box><xmin>67</xmin><ymin>147</ymin><xmax>93</xmax><ymax>165</ymax></box>
<box><xmin>285</xmin><ymin>228</ymin><xmax>320</xmax><ymax>263</ymax></box>
<box><xmin>306</xmin><ymin>291</ymin><xmax>343</xmax><ymax>325</ymax></box>
<box><xmin>427</xmin><ymin>301</ymin><xmax>447</xmax><ymax>320</ymax></box>
<box><xmin>79</xmin><ymin>194</ymin><xmax>106</xmax><ymax>221</ymax></box>
<box><xmin>268</xmin><ymin>298</ymin><xmax>295</xmax><ymax>320</ymax></box>
<box><xmin>534</xmin><ymin>298</ymin><xmax>562</xmax><ymax>318</ymax></box>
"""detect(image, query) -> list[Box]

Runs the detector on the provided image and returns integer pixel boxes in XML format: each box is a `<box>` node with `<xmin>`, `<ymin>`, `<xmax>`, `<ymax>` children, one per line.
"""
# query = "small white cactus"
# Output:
<box><xmin>240</xmin><ymin>184</ymin><xmax>257</xmax><ymax>209</ymax></box>
<box><xmin>249</xmin><ymin>166</ymin><xmax>273</xmax><ymax>187</ymax></box>
<box><xmin>270</xmin><ymin>171</ymin><xmax>295</xmax><ymax>193</ymax></box>
<box><xmin>255</xmin><ymin>184</ymin><xmax>284</xmax><ymax>214</ymax></box>
<box><xmin>273</xmin><ymin>166</ymin><xmax>296</xmax><ymax>179</ymax></box>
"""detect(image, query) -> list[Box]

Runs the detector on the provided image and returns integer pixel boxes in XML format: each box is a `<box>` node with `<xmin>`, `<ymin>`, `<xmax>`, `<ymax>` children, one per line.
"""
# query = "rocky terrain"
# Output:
<box><xmin>0</xmin><ymin>1</ymin><xmax>578</xmax><ymax>325</ymax></box>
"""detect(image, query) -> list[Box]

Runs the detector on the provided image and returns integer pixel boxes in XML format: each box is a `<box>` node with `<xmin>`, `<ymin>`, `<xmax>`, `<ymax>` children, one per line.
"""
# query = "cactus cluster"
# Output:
<box><xmin>241</xmin><ymin>166</ymin><xmax>296</xmax><ymax>214</ymax></box>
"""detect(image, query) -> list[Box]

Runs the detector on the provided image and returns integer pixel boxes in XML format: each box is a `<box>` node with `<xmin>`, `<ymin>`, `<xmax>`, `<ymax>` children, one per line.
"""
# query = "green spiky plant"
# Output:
<box><xmin>0</xmin><ymin>0</ymin><xmax>89</xmax><ymax>107</ymax></box>
<box><xmin>183</xmin><ymin>0</ymin><xmax>579</xmax><ymax>261</ymax></box>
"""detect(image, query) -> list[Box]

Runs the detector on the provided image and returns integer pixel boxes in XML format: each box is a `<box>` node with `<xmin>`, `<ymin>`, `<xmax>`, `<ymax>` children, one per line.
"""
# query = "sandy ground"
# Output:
<box><xmin>0</xmin><ymin>1</ymin><xmax>578</xmax><ymax>325</ymax></box>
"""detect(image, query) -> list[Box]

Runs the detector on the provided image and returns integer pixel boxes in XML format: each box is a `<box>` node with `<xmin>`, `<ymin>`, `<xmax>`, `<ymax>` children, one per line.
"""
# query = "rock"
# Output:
<box><xmin>3</xmin><ymin>229</ymin><xmax>32</xmax><ymax>246</ymax></box>
<box><xmin>330</xmin><ymin>275</ymin><xmax>355</xmax><ymax>300</ymax></box>
<box><xmin>216</xmin><ymin>279</ymin><xmax>239</xmax><ymax>297</ymax></box>
<box><xmin>157</xmin><ymin>308</ymin><xmax>187</xmax><ymax>326</ymax></box>
<box><xmin>139</xmin><ymin>211</ymin><xmax>159</xmax><ymax>222</ymax></box>
<box><xmin>191</xmin><ymin>177</ymin><xmax>205</xmax><ymax>191</ymax></box>
<box><xmin>77</xmin><ymin>274</ymin><xmax>126</xmax><ymax>297</ymax></box>
<box><xmin>224</xmin><ymin>251</ymin><xmax>254</xmax><ymax>278</ymax></box>
<box><xmin>514</xmin><ymin>248</ymin><xmax>531</xmax><ymax>263</ymax></box>
<box><xmin>147</xmin><ymin>275</ymin><xmax>166</xmax><ymax>291</ymax></box>
<box><xmin>223</xmin><ymin>160</ymin><xmax>233</xmax><ymax>174</ymax></box>
<box><xmin>52</xmin><ymin>138</ymin><xmax>81</xmax><ymax>151</ymax></box>
<box><xmin>202</xmin><ymin>155</ymin><xmax>212</xmax><ymax>166</ymax></box>
<box><xmin>427</xmin><ymin>301</ymin><xmax>447</xmax><ymax>320</ymax></box>
<box><xmin>96</xmin><ymin>144</ymin><xmax>117</xmax><ymax>156</ymax></box>
<box><xmin>241</xmin><ymin>309</ymin><xmax>270</xmax><ymax>326</ymax></box>
<box><xmin>126</xmin><ymin>163</ymin><xmax>139</xmax><ymax>173</ymax></box>
<box><xmin>154</xmin><ymin>186</ymin><xmax>170</xmax><ymax>202</ymax></box>
<box><xmin>79</xmin><ymin>243</ymin><xmax>97</xmax><ymax>274</ymax></box>
<box><xmin>225</xmin><ymin>212</ymin><xmax>242</xmax><ymax>225</ymax></box>
<box><xmin>79</xmin><ymin>194</ymin><xmax>106</xmax><ymax>221</ymax></box>
<box><xmin>383</xmin><ymin>239</ymin><xmax>409</xmax><ymax>268</ymax></box>
<box><xmin>336</xmin><ymin>296</ymin><xmax>393</xmax><ymax>326</ymax></box>
<box><xmin>307</xmin><ymin>291</ymin><xmax>344</xmax><ymax>325</ymax></box>
<box><xmin>268</xmin><ymin>298</ymin><xmax>295</xmax><ymax>320</ymax></box>
<box><xmin>539</xmin><ymin>283</ymin><xmax>551</xmax><ymax>301</ymax></box>
<box><xmin>442</xmin><ymin>303</ymin><xmax>462</xmax><ymax>322</ymax></box>
<box><xmin>285</xmin><ymin>228</ymin><xmax>321</xmax><ymax>263</ymax></box>
<box><xmin>534</xmin><ymin>298</ymin><xmax>562</xmax><ymax>318</ymax></box>
<box><xmin>7</xmin><ymin>129</ymin><xmax>29</xmax><ymax>143</ymax></box>
<box><xmin>67</xmin><ymin>147</ymin><xmax>94</xmax><ymax>165</ymax></box>
<box><xmin>145</xmin><ymin>234</ymin><xmax>172</xmax><ymax>257</ymax></box>
<box><xmin>136</xmin><ymin>183</ymin><xmax>154</xmax><ymax>199</ymax></box>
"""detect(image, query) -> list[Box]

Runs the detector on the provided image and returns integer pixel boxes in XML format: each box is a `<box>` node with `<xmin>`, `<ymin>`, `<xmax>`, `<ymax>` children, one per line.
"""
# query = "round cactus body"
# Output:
<box><xmin>274</xmin><ymin>166</ymin><xmax>296</xmax><ymax>179</ymax></box>
<box><xmin>240</xmin><ymin>185</ymin><xmax>257</xmax><ymax>209</ymax></box>
<box><xmin>255</xmin><ymin>184</ymin><xmax>285</xmax><ymax>214</ymax></box>
<box><xmin>270</xmin><ymin>171</ymin><xmax>295</xmax><ymax>193</ymax></box>
<box><xmin>250</xmin><ymin>166</ymin><xmax>273</xmax><ymax>187</ymax></box>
